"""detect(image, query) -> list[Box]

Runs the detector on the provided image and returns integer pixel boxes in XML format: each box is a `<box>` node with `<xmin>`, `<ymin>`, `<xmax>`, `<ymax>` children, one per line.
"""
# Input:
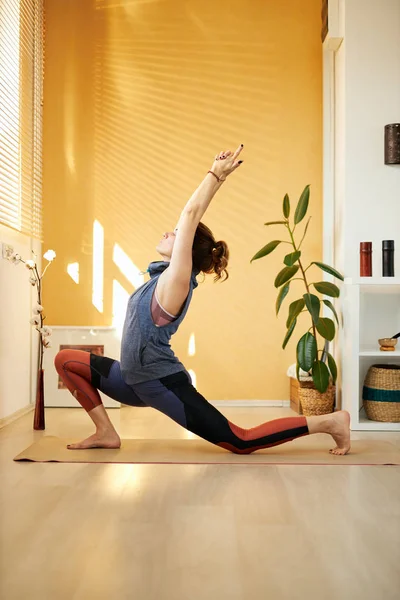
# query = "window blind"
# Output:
<box><xmin>0</xmin><ymin>0</ymin><xmax>43</xmax><ymax>239</ymax></box>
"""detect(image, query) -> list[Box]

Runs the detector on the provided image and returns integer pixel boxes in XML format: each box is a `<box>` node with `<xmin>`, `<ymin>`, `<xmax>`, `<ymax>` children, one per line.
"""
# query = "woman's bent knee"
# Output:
<box><xmin>54</xmin><ymin>349</ymin><xmax>70</xmax><ymax>373</ymax></box>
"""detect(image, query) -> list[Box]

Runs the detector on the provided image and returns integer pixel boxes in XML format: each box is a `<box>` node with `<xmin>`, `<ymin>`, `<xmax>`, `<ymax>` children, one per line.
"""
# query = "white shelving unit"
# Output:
<box><xmin>342</xmin><ymin>279</ymin><xmax>400</xmax><ymax>431</ymax></box>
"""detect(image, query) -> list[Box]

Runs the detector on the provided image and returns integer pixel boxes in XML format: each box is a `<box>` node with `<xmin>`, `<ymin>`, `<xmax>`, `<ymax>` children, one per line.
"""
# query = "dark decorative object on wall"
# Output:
<box><xmin>321</xmin><ymin>0</ymin><xmax>328</xmax><ymax>42</ymax></box>
<box><xmin>384</xmin><ymin>124</ymin><xmax>400</xmax><ymax>164</ymax></box>
<box><xmin>382</xmin><ymin>240</ymin><xmax>395</xmax><ymax>277</ymax></box>
<box><xmin>360</xmin><ymin>242</ymin><xmax>373</xmax><ymax>277</ymax></box>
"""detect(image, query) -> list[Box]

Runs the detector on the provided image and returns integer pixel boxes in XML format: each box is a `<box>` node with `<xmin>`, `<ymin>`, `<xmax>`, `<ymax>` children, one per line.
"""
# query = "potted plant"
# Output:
<box><xmin>251</xmin><ymin>185</ymin><xmax>344</xmax><ymax>415</ymax></box>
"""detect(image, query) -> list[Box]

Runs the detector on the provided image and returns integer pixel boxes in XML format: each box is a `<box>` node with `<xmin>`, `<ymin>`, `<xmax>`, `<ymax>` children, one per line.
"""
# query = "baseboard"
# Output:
<box><xmin>0</xmin><ymin>404</ymin><xmax>34</xmax><ymax>429</ymax></box>
<box><xmin>210</xmin><ymin>400</ymin><xmax>290</xmax><ymax>407</ymax></box>
<box><xmin>0</xmin><ymin>402</ymin><xmax>290</xmax><ymax>428</ymax></box>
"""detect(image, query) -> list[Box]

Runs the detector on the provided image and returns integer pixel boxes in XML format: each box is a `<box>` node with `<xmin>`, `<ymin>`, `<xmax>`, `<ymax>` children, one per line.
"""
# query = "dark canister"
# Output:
<box><xmin>382</xmin><ymin>240</ymin><xmax>395</xmax><ymax>277</ymax></box>
<box><xmin>384</xmin><ymin>124</ymin><xmax>400</xmax><ymax>165</ymax></box>
<box><xmin>360</xmin><ymin>242</ymin><xmax>372</xmax><ymax>277</ymax></box>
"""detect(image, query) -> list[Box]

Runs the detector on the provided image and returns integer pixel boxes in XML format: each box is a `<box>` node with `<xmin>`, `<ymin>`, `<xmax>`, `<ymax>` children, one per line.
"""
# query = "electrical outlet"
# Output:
<box><xmin>2</xmin><ymin>243</ymin><xmax>14</xmax><ymax>259</ymax></box>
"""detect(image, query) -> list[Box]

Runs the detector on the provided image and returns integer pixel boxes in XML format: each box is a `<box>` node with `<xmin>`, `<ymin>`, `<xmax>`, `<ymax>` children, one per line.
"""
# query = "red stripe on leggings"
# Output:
<box><xmin>227</xmin><ymin>416</ymin><xmax>308</xmax><ymax>441</ymax></box>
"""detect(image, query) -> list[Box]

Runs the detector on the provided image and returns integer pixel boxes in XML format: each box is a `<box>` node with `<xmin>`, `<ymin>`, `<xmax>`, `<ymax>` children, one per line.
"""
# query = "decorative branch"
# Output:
<box><xmin>9</xmin><ymin>249</ymin><xmax>56</xmax><ymax>371</ymax></box>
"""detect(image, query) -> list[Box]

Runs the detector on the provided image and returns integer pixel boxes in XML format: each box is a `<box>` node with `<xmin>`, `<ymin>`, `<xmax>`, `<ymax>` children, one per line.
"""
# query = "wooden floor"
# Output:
<box><xmin>1</xmin><ymin>406</ymin><xmax>400</xmax><ymax>600</ymax></box>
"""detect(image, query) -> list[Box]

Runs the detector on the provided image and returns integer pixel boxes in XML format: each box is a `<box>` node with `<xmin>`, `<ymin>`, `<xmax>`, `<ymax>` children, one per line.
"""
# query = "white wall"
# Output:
<box><xmin>0</xmin><ymin>223</ymin><xmax>41</xmax><ymax>421</ymax></box>
<box><xmin>334</xmin><ymin>0</ymin><xmax>400</xmax><ymax>278</ymax></box>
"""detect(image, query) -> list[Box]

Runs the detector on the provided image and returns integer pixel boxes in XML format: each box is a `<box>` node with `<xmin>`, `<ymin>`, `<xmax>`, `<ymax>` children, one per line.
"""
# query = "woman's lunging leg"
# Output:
<box><xmin>133</xmin><ymin>372</ymin><xmax>350</xmax><ymax>455</ymax></box>
<box><xmin>54</xmin><ymin>349</ymin><xmax>121</xmax><ymax>449</ymax></box>
<box><xmin>132</xmin><ymin>374</ymin><xmax>309</xmax><ymax>454</ymax></box>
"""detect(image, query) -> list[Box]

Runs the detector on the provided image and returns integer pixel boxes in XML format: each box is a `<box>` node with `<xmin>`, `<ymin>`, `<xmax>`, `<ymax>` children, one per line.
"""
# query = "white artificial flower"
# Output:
<box><xmin>9</xmin><ymin>252</ymin><xmax>22</xmax><ymax>265</ymax></box>
<box><xmin>29</xmin><ymin>275</ymin><xmax>37</xmax><ymax>286</ymax></box>
<box><xmin>33</xmin><ymin>303</ymin><xmax>44</xmax><ymax>314</ymax></box>
<box><xmin>30</xmin><ymin>315</ymin><xmax>40</xmax><ymax>326</ymax></box>
<box><xmin>43</xmin><ymin>249</ymin><xmax>56</xmax><ymax>262</ymax></box>
<box><xmin>25</xmin><ymin>259</ymin><xmax>36</xmax><ymax>269</ymax></box>
<box><xmin>40</xmin><ymin>326</ymin><xmax>52</xmax><ymax>336</ymax></box>
<box><xmin>42</xmin><ymin>337</ymin><xmax>51</xmax><ymax>348</ymax></box>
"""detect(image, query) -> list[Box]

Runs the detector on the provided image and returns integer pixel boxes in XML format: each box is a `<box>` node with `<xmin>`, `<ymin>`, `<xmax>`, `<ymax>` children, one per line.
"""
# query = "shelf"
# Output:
<box><xmin>345</xmin><ymin>277</ymin><xmax>400</xmax><ymax>287</ymax></box>
<box><xmin>360</xmin><ymin>349</ymin><xmax>400</xmax><ymax>357</ymax></box>
<box><xmin>356</xmin><ymin>409</ymin><xmax>400</xmax><ymax>431</ymax></box>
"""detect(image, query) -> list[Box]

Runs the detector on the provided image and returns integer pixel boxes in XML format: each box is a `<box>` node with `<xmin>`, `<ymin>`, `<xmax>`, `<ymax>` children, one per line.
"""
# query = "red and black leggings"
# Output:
<box><xmin>55</xmin><ymin>350</ymin><xmax>309</xmax><ymax>454</ymax></box>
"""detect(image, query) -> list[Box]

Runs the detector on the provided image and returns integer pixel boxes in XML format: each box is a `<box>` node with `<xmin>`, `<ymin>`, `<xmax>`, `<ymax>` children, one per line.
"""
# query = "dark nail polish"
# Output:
<box><xmin>238</xmin><ymin>160</ymin><xmax>243</xmax><ymax>164</ymax></box>
<box><xmin>241</xmin><ymin>144</ymin><xmax>243</xmax><ymax>147</ymax></box>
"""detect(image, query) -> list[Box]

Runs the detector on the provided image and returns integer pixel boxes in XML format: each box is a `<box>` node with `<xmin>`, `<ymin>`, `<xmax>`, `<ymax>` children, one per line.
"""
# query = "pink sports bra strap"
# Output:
<box><xmin>150</xmin><ymin>288</ymin><xmax>178</xmax><ymax>327</ymax></box>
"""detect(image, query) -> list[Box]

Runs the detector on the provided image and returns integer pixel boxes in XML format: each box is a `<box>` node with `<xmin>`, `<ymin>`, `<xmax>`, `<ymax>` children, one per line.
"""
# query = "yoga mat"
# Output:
<box><xmin>14</xmin><ymin>436</ymin><xmax>400</xmax><ymax>465</ymax></box>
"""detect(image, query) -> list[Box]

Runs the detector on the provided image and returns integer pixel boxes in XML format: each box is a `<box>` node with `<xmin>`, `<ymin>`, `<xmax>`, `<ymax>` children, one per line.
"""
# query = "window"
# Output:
<box><xmin>0</xmin><ymin>0</ymin><xmax>44</xmax><ymax>239</ymax></box>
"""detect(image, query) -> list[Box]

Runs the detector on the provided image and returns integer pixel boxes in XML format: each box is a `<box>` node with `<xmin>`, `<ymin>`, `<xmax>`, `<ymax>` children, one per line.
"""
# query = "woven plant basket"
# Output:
<box><xmin>298</xmin><ymin>381</ymin><xmax>335</xmax><ymax>416</ymax></box>
<box><xmin>363</xmin><ymin>364</ymin><xmax>400</xmax><ymax>423</ymax></box>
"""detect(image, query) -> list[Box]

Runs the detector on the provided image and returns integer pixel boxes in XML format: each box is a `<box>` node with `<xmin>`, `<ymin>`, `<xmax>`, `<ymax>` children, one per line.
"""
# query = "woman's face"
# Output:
<box><xmin>156</xmin><ymin>229</ymin><xmax>177</xmax><ymax>259</ymax></box>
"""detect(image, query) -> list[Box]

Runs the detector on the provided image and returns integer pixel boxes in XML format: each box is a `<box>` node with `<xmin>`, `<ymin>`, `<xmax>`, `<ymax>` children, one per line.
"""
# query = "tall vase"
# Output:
<box><xmin>33</xmin><ymin>368</ymin><xmax>45</xmax><ymax>430</ymax></box>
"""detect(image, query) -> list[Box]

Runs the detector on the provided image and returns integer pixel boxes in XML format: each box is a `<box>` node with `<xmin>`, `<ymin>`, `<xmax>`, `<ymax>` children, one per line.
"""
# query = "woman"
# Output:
<box><xmin>55</xmin><ymin>145</ymin><xmax>350</xmax><ymax>455</ymax></box>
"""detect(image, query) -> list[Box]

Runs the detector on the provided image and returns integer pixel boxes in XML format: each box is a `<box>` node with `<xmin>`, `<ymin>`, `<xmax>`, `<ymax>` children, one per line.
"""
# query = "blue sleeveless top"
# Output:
<box><xmin>120</xmin><ymin>261</ymin><xmax>199</xmax><ymax>385</ymax></box>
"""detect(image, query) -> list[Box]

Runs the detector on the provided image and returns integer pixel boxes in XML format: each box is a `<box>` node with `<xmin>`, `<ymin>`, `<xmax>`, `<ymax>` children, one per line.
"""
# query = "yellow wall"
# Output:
<box><xmin>43</xmin><ymin>0</ymin><xmax>322</xmax><ymax>400</ymax></box>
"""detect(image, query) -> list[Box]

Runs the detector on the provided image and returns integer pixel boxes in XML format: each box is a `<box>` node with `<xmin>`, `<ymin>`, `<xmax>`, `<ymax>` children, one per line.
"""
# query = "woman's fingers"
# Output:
<box><xmin>217</xmin><ymin>150</ymin><xmax>231</xmax><ymax>160</ymax></box>
<box><xmin>231</xmin><ymin>159</ymin><xmax>243</xmax><ymax>170</ymax></box>
<box><xmin>214</xmin><ymin>145</ymin><xmax>242</xmax><ymax>163</ymax></box>
<box><xmin>232</xmin><ymin>144</ymin><xmax>244</xmax><ymax>160</ymax></box>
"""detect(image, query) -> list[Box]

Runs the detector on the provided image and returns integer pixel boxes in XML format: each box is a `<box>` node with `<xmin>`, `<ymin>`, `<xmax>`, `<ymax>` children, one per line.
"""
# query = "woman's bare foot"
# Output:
<box><xmin>67</xmin><ymin>428</ymin><xmax>121</xmax><ymax>450</ymax></box>
<box><xmin>327</xmin><ymin>411</ymin><xmax>351</xmax><ymax>455</ymax></box>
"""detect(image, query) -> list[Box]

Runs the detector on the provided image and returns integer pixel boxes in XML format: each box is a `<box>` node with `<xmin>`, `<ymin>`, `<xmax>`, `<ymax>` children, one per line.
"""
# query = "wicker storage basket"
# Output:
<box><xmin>363</xmin><ymin>364</ymin><xmax>400</xmax><ymax>422</ymax></box>
<box><xmin>298</xmin><ymin>381</ymin><xmax>335</xmax><ymax>416</ymax></box>
<box><xmin>290</xmin><ymin>377</ymin><xmax>303</xmax><ymax>414</ymax></box>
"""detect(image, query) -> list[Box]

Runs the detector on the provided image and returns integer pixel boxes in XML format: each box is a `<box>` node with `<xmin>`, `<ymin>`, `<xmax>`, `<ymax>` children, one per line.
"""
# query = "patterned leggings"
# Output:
<box><xmin>54</xmin><ymin>349</ymin><xmax>309</xmax><ymax>454</ymax></box>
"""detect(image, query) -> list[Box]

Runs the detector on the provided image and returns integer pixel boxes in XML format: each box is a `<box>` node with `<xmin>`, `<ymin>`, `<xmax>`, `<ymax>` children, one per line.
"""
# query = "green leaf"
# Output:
<box><xmin>300</xmin><ymin>216</ymin><xmax>311</xmax><ymax>245</ymax></box>
<box><xmin>312</xmin><ymin>262</ymin><xmax>344</xmax><ymax>281</ymax></box>
<box><xmin>251</xmin><ymin>240</ymin><xmax>281</xmax><ymax>262</ymax></box>
<box><xmin>276</xmin><ymin>282</ymin><xmax>290</xmax><ymax>315</ymax></box>
<box><xmin>294</xmin><ymin>185</ymin><xmax>310</xmax><ymax>225</ymax></box>
<box><xmin>275</xmin><ymin>265</ymin><xmax>299</xmax><ymax>288</ymax></box>
<box><xmin>313</xmin><ymin>281</ymin><xmax>340</xmax><ymax>298</ymax></box>
<box><xmin>286</xmin><ymin>298</ymin><xmax>305</xmax><ymax>328</ymax></box>
<box><xmin>282</xmin><ymin>317</ymin><xmax>297</xmax><ymax>349</ymax></box>
<box><xmin>283</xmin><ymin>193</ymin><xmax>290</xmax><ymax>218</ymax></box>
<box><xmin>297</xmin><ymin>332</ymin><xmax>317</xmax><ymax>372</ymax></box>
<box><xmin>316</xmin><ymin>317</ymin><xmax>336</xmax><ymax>341</ymax></box>
<box><xmin>312</xmin><ymin>360</ymin><xmax>330</xmax><ymax>393</ymax></box>
<box><xmin>264</xmin><ymin>221</ymin><xmax>287</xmax><ymax>226</ymax></box>
<box><xmin>327</xmin><ymin>352</ymin><xmax>337</xmax><ymax>384</ymax></box>
<box><xmin>284</xmin><ymin>251</ymin><xmax>301</xmax><ymax>267</ymax></box>
<box><xmin>303</xmin><ymin>293</ymin><xmax>320</xmax><ymax>325</ymax></box>
<box><xmin>323</xmin><ymin>299</ymin><xmax>339</xmax><ymax>325</ymax></box>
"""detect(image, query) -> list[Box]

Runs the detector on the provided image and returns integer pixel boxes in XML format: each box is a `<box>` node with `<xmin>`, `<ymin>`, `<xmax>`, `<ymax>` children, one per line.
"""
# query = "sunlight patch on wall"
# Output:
<box><xmin>67</xmin><ymin>262</ymin><xmax>79</xmax><ymax>284</ymax></box>
<box><xmin>188</xmin><ymin>369</ymin><xmax>197</xmax><ymax>389</ymax></box>
<box><xmin>92</xmin><ymin>220</ymin><xmax>104</xmax><ymax>313</ymax></box>
<box><xmin>113</xmin><ymin>243</ymin><xmax>144</xmax><ymax>289</ymax></box>
<box><xmin>188</xmin><ymin>333</ymin><xmax>196</xmax><ymax>357</ymax></box>
<box><xmin>112</xmin><ymin>279</ymin><xmax>129</xmax><ymax>337</ymax></box>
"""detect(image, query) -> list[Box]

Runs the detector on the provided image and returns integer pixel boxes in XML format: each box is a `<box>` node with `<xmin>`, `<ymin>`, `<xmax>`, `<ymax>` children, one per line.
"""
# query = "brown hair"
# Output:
<box><xmin>192</xmin><ymin>222</ymin><xmax>229</xmax><ymax>282</ymax></box>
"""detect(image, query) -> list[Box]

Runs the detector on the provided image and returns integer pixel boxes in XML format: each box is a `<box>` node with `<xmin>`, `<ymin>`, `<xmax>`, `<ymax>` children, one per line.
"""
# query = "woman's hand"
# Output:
<box><xmin>210</xmin><ymin>144</ymin><xmax>244</xmax><ymax>181</ymax></box>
